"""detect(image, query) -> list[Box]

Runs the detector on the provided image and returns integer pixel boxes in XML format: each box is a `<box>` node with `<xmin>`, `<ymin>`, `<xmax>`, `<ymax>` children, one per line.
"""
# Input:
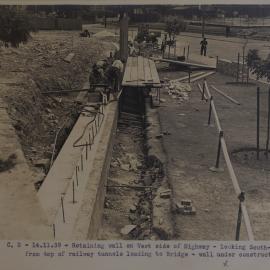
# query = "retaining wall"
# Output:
<box><xmin>73</xmin><ymin>101</ymin><xmax>118</xmax><ymax>239</ymax></box>
<box><xmin>38</xmin><ymin>100</ymin><xmax>118</xmax><ymax>239</ymax></box>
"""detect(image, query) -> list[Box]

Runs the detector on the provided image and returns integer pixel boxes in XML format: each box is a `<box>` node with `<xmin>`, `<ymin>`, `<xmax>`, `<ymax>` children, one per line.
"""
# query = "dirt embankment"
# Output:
<box><xmin>0</xmin><ymin>31</ymin><xmax>115</xmax><ymax>184</ymax></box>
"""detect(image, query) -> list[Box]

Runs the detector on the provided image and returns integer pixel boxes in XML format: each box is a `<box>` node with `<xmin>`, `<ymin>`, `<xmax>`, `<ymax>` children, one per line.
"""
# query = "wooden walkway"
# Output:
<box><xmin>122</xmin><ymin>56</ymin><xmax>161</xmax><ymax>88</ymax></box>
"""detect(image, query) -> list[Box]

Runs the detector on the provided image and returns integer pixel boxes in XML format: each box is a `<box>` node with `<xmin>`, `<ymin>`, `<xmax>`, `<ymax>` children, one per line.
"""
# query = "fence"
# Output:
<box><xmin>32</xmin><ymin>17</ymin><xmax>82</xmax><ymax>31</ymax></box>
<box><xmin>198</xmin><ymin>79</ymin><xmax>255</xmax><ymax>241</ymax></box>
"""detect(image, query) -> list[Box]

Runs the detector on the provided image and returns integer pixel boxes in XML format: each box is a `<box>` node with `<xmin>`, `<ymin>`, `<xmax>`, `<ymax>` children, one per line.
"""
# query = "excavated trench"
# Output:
<box><xmin>98</xmin><ymin>88</ymin><xmax>166</xmax><ymax>240</ymax></box>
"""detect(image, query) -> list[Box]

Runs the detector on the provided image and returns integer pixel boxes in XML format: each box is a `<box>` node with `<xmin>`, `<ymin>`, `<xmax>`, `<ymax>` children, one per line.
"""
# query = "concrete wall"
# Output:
<box><xmin>72</xmin><ymin>101</ymin><xmax>118</xmax><ymax>239</ymax></box>
<box><xmin>38</xmin><ymin>100</ymin><xmax>118</xmax><ymax>239</ymax></box>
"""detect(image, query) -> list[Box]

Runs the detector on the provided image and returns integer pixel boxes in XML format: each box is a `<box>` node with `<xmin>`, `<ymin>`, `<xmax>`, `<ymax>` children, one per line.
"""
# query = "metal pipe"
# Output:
<box><xmin>95</xmin><ymin>119</ymin><xmax>98</xmax><ymax>134</ymax></box>
<box><xmin>52</xmin><ymin>224</ymin><xmax>56</xmax><ymax>239</ymax></box>
<box><xmin>92</xmin><ymin>126</ymin><xmax>95</xmax><ymax>139</ymax></box>
<box><xmin>72</xmin><ymin>181</ymin><xmax>75</xmax><ymax>204</ymax></box>
<box><xmin>89</xmin><ymin>132</ymin><xmax>92</xmax><ymax>149</ymax></box>
<box><xmin>61</xmin><ymin>196</ymin><xmax>65</xmax><ymax>223</ymax></box>
<box><xmin>81</xmin><ymin>154</ymin><xmax>83</xmax><ymax>171</ymax></box>
<box><xmin>86</xmin><ymin>142</ymin><xmax>88</xmax><ymax>160</ymax></box>
<box><xmin>76</xmin><ymin>166</ymin><xmax>78</xmax><ymax>186</ymax></box>
<box><xmin>257</xmin><ymin>87</ymin><xmax>260</xmax><ymax>160</ymax></box>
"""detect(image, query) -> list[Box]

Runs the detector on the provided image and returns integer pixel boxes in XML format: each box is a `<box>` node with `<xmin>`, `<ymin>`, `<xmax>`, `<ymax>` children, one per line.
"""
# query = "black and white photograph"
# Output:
<box><xmin>1</xmin><ymin>0</ymin><xmax>270</xmax><ymax>252</ymax></box>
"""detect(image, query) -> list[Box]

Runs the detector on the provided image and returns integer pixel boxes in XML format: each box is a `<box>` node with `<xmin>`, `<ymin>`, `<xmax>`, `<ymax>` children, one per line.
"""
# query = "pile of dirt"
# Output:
<box><xmin>0</xmin><ymin>31</ymin><xmax>115</xmax><ymax>177</ymax></box>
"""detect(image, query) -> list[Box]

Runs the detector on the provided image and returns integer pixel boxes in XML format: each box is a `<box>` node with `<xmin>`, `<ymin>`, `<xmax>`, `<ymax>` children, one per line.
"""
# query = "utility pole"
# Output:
<box><xmin>200</xmin><ymin>5</ymin><xmax>206</xmax><ymax>38</ymax></box>
<box><xmin>119</xmin><ymin>12</ymin><xmax>129</xmax><ymax>62</ymax></box>
<box><xmin>202</xmin><ymin>13</ymin><xmax>205</xmax><ymax>38</ymax></box>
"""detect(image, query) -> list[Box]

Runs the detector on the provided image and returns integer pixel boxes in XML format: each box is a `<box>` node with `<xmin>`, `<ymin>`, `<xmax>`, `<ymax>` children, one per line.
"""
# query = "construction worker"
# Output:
<box><xmin>128</xmin><ymin>42</ymin><xmax>136</xmax><ymax>56</ymax></box>
<box><xmin>200</xmin><ymin>37</ymin><xmax>208</xmax><ymax>56</ymax></box>
<box><xmin>105</xmin><ymin>59</ymin><xmax>123</xmax><ymax>100</ymax></box>
<box><xmin>161</xmin><ymin>41</ymin><xmax>165</xmax><ymax>57</ymax></box>
<box><xmin>89</xmin><ymin>63</ymin><xmax>105</xmax><ymax>86</ymax></box>
<box><xmin>107</xmin><ymin>52</ymin><xmax>114</xmax><ymax>65</ymax></box>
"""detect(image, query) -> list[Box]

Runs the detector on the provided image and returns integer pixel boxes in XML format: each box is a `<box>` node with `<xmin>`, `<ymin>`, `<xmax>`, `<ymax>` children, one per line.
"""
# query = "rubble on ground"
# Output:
<box><xmin>174</xmin><ymin>199</ymin><xmax>196</xmax><ymax>215</ymax></box>
<box><xmin>110</xmin><ymin>147</ymin><xmax>143</xmax><ymax>172</ymax></box>
<box><xmin>163</xmin><ymin>81</ymin><xmax>191</xmax><ymax>102</ymax></box>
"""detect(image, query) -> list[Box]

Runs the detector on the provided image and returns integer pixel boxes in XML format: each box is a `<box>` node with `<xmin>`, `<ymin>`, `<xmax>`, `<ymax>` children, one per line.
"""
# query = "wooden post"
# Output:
<box><xmin>215</xmin><ymin>131</ymin><xmax>223</xmax><ymax>168</ymax></box>
<box><xmin>208</xmin><ymin>96</ymin><xmax>213</xmax><ymax>125</ymax></box>
<box><xmin>237</xmin><ymin>53</ymin><xmax>240</xmax><ymax>83</ymax></box>
<box><xmin>202</xmin><ymin>9</ymin><xmax>205</xmax><ymax>38</ymax></box>
<box><xmin>119</xmin><ymin>13</ymin><xmax>129</xmax><ymax>62</ymax></box>
<box><xmin>257</xmin><ymin>87</ymin><xmax>260</xmax><ymax>160</ymax></box>
<box><xmin>235</xmin><ymin>192</ymin><xmax>245</xmax><ymax>241</ymax></box>
<box><xmin>202</xmin><ymin>79</ymin><xmax>205</xmax><ymax>100</ymax></box>
<box><xmin>266</xmin><ymin>87</ymin><xmax>270</xmax><ymax>159</ymax></box>
<box><xmin>235</xmin><ymin>201</ymin><xmax>242</xmax><ymax>241</ymax></box>
<box><xmin>242</xmin><ymin>48</ymin><xmax>245</xmax><ymax>84</ymax></box>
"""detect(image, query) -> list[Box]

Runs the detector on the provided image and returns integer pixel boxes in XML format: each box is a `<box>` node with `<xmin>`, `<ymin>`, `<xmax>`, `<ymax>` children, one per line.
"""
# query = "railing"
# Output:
<box><xmin>198</xmin><ymin>79</ymin><xmax>255</xmax><ymax>241</ymax></box>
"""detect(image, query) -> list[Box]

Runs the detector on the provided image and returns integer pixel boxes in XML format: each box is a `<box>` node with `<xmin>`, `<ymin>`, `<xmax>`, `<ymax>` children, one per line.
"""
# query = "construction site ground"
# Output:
<box><xmin>157</xmin><ymin>69</ymin><xmax>270</xmax><ymax>240</ymax></box>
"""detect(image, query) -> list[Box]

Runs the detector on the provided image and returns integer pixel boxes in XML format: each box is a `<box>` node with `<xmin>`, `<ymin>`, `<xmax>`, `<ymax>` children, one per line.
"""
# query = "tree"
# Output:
<box><xmin>247</xmin><ymin>49</ymin><xmax>270</xmax><ymax>81</ymax></box>
<box><xmin>0</xmin><ymin>6</ymin><xmax>36</xmax><ymax>48</ymax></box>
<box><xmin>165</xmin><ymin>18</ymin><xmax>187</xmax><ymax>45</ymax></box>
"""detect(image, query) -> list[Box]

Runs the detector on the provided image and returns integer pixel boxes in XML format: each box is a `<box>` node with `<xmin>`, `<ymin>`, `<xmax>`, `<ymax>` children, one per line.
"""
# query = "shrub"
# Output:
<box><xmin>0</xmin><ymin>6</ymin><xmax>36</xmax><ymax>48</ymax></box>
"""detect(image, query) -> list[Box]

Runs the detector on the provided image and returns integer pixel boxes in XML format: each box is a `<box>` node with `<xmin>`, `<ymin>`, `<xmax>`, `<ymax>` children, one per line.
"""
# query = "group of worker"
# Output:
<box><xmin>89</xmin><ymin>52</ymin><xmax>123</xmax><ymax>101</ymax></box>
<box><xmin>159</xmin><ymin>28</ymin><xmax>210</xmax><ymax>57</ymax></box>
<box><xmin>160</xmin><ymin>34</ymin><xmax>208</xmax><ymax>57</ymax></box>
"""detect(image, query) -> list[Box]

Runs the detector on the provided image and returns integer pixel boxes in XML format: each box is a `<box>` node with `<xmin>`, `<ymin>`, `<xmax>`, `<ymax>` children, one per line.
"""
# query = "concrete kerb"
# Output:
<box><xmin>145</xmin><ymin>98</ymin><xmax>174</xmax><ymax>240</ymax></box>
